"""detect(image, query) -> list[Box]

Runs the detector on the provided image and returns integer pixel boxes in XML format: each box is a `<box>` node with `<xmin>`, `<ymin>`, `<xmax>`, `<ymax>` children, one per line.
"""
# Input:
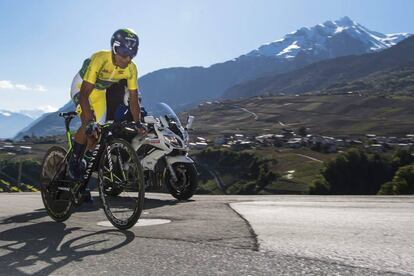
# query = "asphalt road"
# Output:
<box><xmin>232</xmin><ymin>196</ymin><xmax>414</xmax><ymax>275</ymax></box>
<box><xmin>0</xmin><ymin>193</ymin><xmax>412</xmax><ymax>275</ymax></box>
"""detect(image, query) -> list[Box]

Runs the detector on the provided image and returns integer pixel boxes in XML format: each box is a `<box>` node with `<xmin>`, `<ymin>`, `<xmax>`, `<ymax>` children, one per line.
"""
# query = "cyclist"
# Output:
<box><xmin>68</xmin><ymin>28</ymin><xmax>146</xmax><ymax>190</ymax></box>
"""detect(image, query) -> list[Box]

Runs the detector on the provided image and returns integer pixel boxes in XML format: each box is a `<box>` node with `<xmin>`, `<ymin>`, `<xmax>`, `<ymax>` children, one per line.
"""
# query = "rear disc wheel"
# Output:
<box><xmin>40</xmin><ymin>146</ymin><xmax>73</xmax><ymax>222</ymax></box>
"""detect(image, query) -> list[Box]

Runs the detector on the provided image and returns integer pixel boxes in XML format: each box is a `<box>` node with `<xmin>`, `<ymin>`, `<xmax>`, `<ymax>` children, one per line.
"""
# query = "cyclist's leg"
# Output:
<box><xmin>71</xmin><ymin>73</ymin><xmax>88</xmax><ymax>149</ymax></box>
<box><xmin>79</xmin><ymin>89</ymin><xmax>106</xmax><ymax>173</ymax></box>
<box><xmin>78</xmin><ymin>90</ymin><xmax>106</xmax><ymax>203</ymax></box>
<box><xmin>73</xmin><ymin>88</ymin><xmax>106</xmax><ymax>149</ymax></box>
<box><xmin>69</xmin><ymin>74</ymin><xmax>86</xmax><ymax>179</ymax></box>
<box><xmin>88</xmin><ymin>89</ymin><xmax>107</xmax><ymax>125</ymax></box>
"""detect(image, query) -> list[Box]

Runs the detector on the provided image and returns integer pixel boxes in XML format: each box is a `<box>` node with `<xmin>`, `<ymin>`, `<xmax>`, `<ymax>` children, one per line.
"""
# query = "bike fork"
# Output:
<box><xmin>165</xmin><ymin>159</ymin><xmax>178</xmax><ymax>182</ymax></box>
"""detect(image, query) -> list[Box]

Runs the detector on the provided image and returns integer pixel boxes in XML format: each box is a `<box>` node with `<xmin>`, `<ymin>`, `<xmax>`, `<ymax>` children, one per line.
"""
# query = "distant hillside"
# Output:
<box><xmin>185</xmin><ymin>94</ymin><xmax>414</xmax><ymax>138</ymax></box>
<box><xmin>223</xmin><ymin>36</ymin><xmax>414</xmax><ymax>99</ymax></box>
<box><xmin>14</xmin><ymin>102</ymin><xmax>79</xmax><ymax>139</ymax></box>
<box><xmin>140</xmin><ymin>56</ymin><xmax>297</xmax><ymax>109</ymax></box>
<box><xmin>0</xmin><ymin>111</ymin><xmax>33</xmax><ymax>139</ymax></box>
<box><xmin>321</xmin><ymin>66</ymin><xmax>414</xmax><ymax>95</ymax></box>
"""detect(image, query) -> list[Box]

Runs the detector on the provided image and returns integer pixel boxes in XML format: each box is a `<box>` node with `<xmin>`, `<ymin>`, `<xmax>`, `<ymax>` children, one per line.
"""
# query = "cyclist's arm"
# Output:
<box><xmin>128</xmin><ymin>89</ymin><xmax>141</xmax><ymax>123</ymax></box>
<box><xmin>79</xmin><ymin>52</ymin><xmax>103</xmax><ymax>124</ymax></box>
<box><xmin>79</xmin><ymin>81</ymin><xmax>96</xmax><ymax>123</ymax></box>
<box><xmin>127</xmin><ymin>62</ymin><xmax>141</xmax><ymax>123</ymax></box>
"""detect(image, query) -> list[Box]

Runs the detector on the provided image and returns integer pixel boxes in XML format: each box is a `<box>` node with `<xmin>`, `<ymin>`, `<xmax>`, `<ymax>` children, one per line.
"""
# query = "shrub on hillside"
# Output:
<box><xmin>309</xmin><ymin>176</ymin><xmax>330</xmax><ymax>195</ymax></box>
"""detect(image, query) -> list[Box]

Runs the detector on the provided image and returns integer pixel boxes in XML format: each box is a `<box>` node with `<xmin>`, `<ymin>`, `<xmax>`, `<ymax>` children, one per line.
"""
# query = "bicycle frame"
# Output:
<box><xmin>42</xmin><ymin>111</ymin><xmax>145</xmax><ymax>229</ymax></box>
<box><xmin>49</xmin><ymin>113</ymin><xmax>114</xmax><ymax>203</ymax></box>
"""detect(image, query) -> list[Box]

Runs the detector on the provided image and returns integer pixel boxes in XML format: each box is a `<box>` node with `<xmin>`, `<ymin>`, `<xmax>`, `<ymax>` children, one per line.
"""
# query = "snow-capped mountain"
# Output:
<box><xmin>246</xmin><ymin>16</ymin><xmax>410</xmax><ymax>60</ymax></box>
<box><xmin>0</xmin><ymin>110</ymin><xmax>34</xmax><ymax>139</ymax></box>
<box><xmin>224</xmin><ymin>35</ymin><xmax>414</xmax><ymax>99</ymax></box>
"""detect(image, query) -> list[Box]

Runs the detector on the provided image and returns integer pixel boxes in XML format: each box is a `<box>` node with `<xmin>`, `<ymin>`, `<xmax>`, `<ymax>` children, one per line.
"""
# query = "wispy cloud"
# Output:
<box><xmin>35</xmin><ymin>85</ymin><xmax>47</xmax><ymax>92</ymax></box>
<box><xmin>38</xmin><ymin>105</ymin><xmax>58</xmax><ymax>112</ymax></box>
<box><xmin>0</xmin><ymin>80</ymin><xmax>47</xmax><ymax>92</ymax></box>
<box><xmin>0</xmin><ymin>81</ymin><xmax>14</xmax><ymax>89</ymax></box>
<box><xmin>15</xmin><ymin>84</ymin><xmax>30</xmax><ymax>90</ymax></box>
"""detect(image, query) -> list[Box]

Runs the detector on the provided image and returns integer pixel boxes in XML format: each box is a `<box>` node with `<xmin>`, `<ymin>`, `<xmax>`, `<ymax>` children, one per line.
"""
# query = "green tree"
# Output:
<box><xmin>391</xmin><ymin>149</ymin><xmax>414</xmax><ymax>169</ymax></box>
<box><xmin>314</xmin><ymin>149</ymin><xmax>394</xmax><ymax>195</ymax></box>
<box><xmin>256</xmin><ymin>162</ymin><xmax>278</xmax><ymax>191</ymax></box>
<box><xmin>378</xmin><ymin>164</ymin><xmax>414</xmax><ymax>195</ymax></box>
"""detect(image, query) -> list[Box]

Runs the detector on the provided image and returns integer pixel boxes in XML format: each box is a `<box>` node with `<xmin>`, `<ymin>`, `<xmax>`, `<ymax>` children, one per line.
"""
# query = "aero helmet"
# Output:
<box><xmin>111</xmin><ymin>28</ymin><xmax>139</xmax><ymax>58</ymax></box>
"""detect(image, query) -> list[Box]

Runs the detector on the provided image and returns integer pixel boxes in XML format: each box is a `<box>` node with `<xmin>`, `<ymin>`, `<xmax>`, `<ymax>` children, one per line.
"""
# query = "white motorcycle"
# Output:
<box><xmin>129</xmin><ymin>102</ymin><xmax>198</xmax><ymax>200</ymax></box>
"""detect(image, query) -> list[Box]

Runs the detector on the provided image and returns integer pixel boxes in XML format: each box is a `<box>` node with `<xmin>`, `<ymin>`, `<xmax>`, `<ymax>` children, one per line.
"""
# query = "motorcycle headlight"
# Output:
<box><xmin>164</xmin><ymin>135</ymin><xmax>182</xmax><ymax>148</ymax></box>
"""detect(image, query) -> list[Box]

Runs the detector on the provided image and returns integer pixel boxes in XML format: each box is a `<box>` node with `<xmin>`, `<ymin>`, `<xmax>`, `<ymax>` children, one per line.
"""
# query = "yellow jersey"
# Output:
<box><xmin>79</xmin><ymin>50</ymin><xmax>138</xmax><ymax>91</ymax></box>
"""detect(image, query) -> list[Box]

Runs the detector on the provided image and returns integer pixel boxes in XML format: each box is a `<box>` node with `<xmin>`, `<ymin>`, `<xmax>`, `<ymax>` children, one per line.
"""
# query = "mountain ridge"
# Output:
<box><xmin>0</xmin><ymin>111</ymin><xmax>33</xmax><ymax>139</ymax></box>
<box><xmin>245</xmin><ymin>16</ymin><xmax>409</xmax><ymax>60</ymax></box>
<box><xmin>14</xmin><ymin>102</ymin><xmax>79</xmax><ymax>139</ymax></box>
<box><xmin>223</xmin><ymin>36</ymin><xmax>414</xmax><ymax>99</ymax></box>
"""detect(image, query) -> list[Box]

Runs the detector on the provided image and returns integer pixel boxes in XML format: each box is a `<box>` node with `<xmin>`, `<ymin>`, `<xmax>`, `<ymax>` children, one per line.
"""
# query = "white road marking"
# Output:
<box><xmin>97</xmin><ymin>218</ymin><xmax>171</xmax><ymax>228</ymax></box>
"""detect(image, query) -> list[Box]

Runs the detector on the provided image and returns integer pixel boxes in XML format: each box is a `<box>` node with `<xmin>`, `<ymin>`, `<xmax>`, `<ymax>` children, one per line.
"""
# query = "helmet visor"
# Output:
<box><xmin>114</xmin><ymin>45</ymin><xmax>138</xmax><ymax>58</ymax></box>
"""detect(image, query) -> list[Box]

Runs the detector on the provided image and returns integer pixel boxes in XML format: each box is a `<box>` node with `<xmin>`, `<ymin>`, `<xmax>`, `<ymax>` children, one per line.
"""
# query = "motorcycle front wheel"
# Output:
<box><xmin>165</xmin><ymin>162</ymin><xmax>198</xmax><ymax>200</ymax></box>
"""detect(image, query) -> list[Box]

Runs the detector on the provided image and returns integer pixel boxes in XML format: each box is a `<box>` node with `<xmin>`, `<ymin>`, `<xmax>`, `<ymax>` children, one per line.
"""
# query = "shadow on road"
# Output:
<box><xmin>0</xmin><ymin>222</ymin><xmax>135</xmax><ymax>275</ymax></box>
<box><xmin>0</xmin><ymin>209</ymin><xmax>48</xmax><ymax>225</ymax></box>
<box><xmin>0</xmin><ymin>201</ymin><xmax>100</xmax><ymax>226</ymax></box>
<box><xmin>0</xmin><ymin>197</ymin><xmax>185</xmax><ymax>274</ymax></box>
<box><xmin>0</xmin><ymin>195</ymin><xmax>185</xmax><ymax>226</ymax></box>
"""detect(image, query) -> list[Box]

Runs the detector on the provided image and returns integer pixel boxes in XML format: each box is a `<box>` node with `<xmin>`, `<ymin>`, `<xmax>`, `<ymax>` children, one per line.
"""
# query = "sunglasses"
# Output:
<box><xmin>113</xmin><ymin>45</ymin><xmax>137</xmax><ymax>59</ymax></box>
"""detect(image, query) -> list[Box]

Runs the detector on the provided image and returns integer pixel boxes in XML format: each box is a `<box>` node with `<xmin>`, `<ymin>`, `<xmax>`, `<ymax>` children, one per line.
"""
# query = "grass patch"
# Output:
<box><xmin>381</xmin><ymin>107</ymin><xmax>404</xmax><ymax>114</ymax></box>
<box><xmin>340</xmin><ymin>120</ymin><xmax>382</xmax><ymax>133</ymax></box>
<box><xmin>290</xmin><ymin>161</ymin><xmax>323</xmax><ymax>186</ymax></box>
<box><xmin>299</xmin><ymin>102</ymin><xmax>323</xmax><ymax>111</ymax></box>
<box><xmin>239</xmin><ymin>147</ymin><xmax>334</xmax><ymax>194</ymax></box>
<box><xmin>267</xmin><ymin>178</ymin><xmax>308</xmax><ymax>194</ymax></box>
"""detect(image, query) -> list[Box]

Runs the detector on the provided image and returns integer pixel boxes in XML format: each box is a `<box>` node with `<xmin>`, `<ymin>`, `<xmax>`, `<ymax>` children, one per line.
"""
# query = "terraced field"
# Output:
<box><xmin>183</xmin><ymin>94</ymin><xmax>414</xmax><ymax>139</ymax></box>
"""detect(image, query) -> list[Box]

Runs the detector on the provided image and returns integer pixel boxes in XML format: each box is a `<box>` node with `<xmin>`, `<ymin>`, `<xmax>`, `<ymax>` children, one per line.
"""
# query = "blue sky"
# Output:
<box><xmin>0</xmin><ymin>0</ymin><xmax>413</xmax><ymax>112</ymax></box>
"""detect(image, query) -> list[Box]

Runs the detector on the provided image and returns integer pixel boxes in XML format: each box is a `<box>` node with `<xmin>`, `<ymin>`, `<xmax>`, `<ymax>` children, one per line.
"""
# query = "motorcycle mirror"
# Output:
<box><xmin>186</xmin><ymin>116</ymin><xmax>195</xmax><ymax>130</ymax></box>
<box><xmin>144</xmin><ymin>116</ymin><xmax>157</xmax><ymax>124</ymax></box>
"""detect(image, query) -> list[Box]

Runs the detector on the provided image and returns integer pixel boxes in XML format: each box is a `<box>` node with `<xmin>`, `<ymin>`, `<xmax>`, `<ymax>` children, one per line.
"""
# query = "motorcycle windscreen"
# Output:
<box><xmin>148</xmin><ymin>102</ymin><xmax>183</xmax><ymax>127</ymax></box>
